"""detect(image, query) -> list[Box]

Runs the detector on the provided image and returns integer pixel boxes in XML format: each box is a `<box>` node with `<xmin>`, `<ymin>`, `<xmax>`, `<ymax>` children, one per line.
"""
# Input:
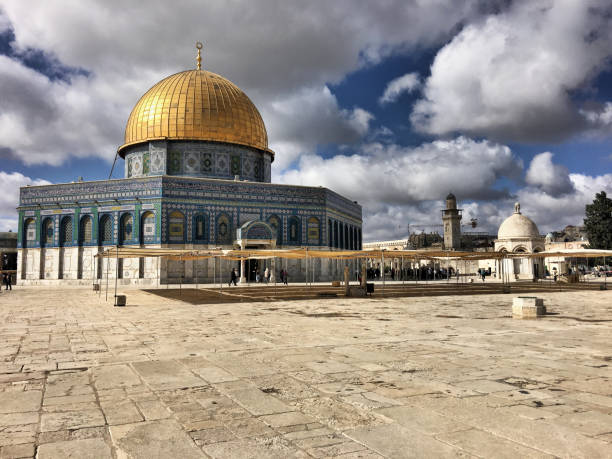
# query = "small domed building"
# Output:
<box><xmin>16</xmin><ymin>48</ymin><xmax>362</xmax><ymax>285</ymax></box>
<box><xmin>495</xmin><ymin>202</ymin><xmax>545</xmax><ymax>279</ymax></box>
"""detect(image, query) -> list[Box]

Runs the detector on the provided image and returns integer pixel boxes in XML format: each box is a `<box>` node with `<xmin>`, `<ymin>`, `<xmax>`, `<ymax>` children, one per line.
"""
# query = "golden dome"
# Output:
<box><xmin>118</xmin><ymin>69</ymin><xmax>272</xmax><ymax>158</ymax></box>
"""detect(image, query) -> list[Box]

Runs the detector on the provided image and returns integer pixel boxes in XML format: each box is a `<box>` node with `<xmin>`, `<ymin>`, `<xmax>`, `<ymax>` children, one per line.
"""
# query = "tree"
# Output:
<box><xmin>584</xmin><ymin>191</ymin><xmax>612</xmax><ymax>250</ymax></box>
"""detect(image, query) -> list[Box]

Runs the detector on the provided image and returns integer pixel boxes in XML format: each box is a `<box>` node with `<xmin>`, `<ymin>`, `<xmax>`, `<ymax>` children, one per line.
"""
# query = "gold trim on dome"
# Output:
<box><xmin>118</xmin><ymin>69</ymin><xmax>272</xmax><ymax>158</ymax></box>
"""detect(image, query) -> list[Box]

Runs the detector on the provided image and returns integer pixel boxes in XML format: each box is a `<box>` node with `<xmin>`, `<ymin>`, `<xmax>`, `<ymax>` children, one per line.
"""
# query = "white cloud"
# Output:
<box><xmin>264</xmin><ymin>86</ymin><xmax>374</xmax><ymax>170</ymax></box>
<box><xmin>0</xmin><ymin>0</ymin><xmax>501</xmax><ymax>167</ymax></box>
<box><xmin>0</xmin><ymin>171</ymin><xmax>51</xmax><ymax>231</ymax></box>
<box><xmin>525</xmin><ymin>152</ymin><xmax>574</xmax><ymax>195</ymax></box>
<box><xmin>581</xmin><ymin>102</ymin><xmax>612</xmax><ymax>133</ymax></box>
<box><xmin>412</xmin><ymin>0</ymin><xmax>612</xmax><ymax>142</ymax></box>
<box><xmin>379</xmin><ymin>72</ymin><xmax>420</xmax><ymax>104</ymax></box>
<box><xmin>277</xmin><ymin>136</ymin><xmax>522</xmax><ymax>207</ymax></box>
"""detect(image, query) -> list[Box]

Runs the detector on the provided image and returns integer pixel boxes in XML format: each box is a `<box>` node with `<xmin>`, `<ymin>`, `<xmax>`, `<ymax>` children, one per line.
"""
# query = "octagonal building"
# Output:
<box><xmin>16</xmin><ymin>56</ymin><xmax>362</xmax><ymax>285</ymax></box>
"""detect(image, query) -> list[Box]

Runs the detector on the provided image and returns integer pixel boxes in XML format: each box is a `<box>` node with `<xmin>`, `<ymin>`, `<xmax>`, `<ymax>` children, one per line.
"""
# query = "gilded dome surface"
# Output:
<box><xmin>498</xmin><ymin>206</ymin><xmax>541</xmax><ymax>240</ymax></box>
<box><xmin>118</xmin><ymin>70</ymin><xmax>271</xmax><ymax>157</ymax></box>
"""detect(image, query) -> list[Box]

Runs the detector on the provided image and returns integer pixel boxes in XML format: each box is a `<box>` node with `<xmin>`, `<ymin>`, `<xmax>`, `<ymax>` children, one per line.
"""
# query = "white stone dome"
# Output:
<box><xmin>497</xmin><ymin>203</ymin><xmax>541</xmax><ymax>239</ymax></box>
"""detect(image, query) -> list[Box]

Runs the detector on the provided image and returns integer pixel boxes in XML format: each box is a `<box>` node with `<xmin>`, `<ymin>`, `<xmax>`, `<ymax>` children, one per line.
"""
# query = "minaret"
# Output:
<box><xmin>442</xmin><ymin>193</ymin><xmax>462</xmax><ymax>250</ymax></box>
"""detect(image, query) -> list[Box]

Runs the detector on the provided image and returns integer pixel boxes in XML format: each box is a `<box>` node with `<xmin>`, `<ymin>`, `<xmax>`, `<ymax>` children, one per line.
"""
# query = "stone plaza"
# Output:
<box><xmin>0</xmin><ymin>286</ymin><xmax>611</xmax><ymax>458</ymax></box>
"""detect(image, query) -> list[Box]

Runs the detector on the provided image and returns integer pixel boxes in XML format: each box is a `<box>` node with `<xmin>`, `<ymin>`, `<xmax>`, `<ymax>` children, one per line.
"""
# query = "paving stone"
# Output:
<box><xmin>135</xmin><ymin>400</ymin><xmax>172</xmax><ymax>420</ymax></box>
<box><xmin>346</xmin><ymin>423</ymin><xmax>465</xmax><ymax>458</ymax></box>
<box><xmin>110</xmin><ymin>419</ymin><xmax>206</xmax><ymax>458</ymax></box>
<box><xmin>260</xmin><ymin>411</ymin><xmax>314</xmax><ymax>428</ymax></box>
<box><xmin>0</xmin><ymin>391</ymin><xmax>41</xmax><ymax>414</ymax></box>
<box><xmin>92</xmin><ymin>364</ymin><xmax>142</xmax><ymax>390</ymax></box>
<box><xmin>100</xmin><ymin>399</ymin><xmax>144</xmax><ymax>425</ymax></box>
<box><xmin>40</xmin><ymin>409</ymin><xmax>105</xmax><ymax>432</ymax></box>
<box><xmin>0</xmin><ymin>412</ymin><xmax>38</xmax><ymax>427</ymax></box>
<box><xmin>36</xmin><ymin>438</ymin><xmax>112</xmax><ymax>459</ymax></box>
<box><xmin>437</xmin><ymin>428</ymin><xmax>554</xmax><ymax>458</ymax></box>
<box><xmin>202</xmin><ymin>437</ymin><xmax>300</xmax><ymax>459</ymax></box>
<box><xmin>226</xmin><ymin>388</ymin><xmax>292</xmax><ymax>416</ymax></box>
<box><xmin>192</xmin><ymin>366</ymin><xmax>239</xmax><ymax>383</ymax></box>
<box><xmin>377</xmin><ymin>405</ymin><xmax>470</xmax><ymax>435</ymax></box>
<box><xmin>305</xmin><ymin>361</ymin><xmax>359</xmax><ymax>374</ymax></box>
<box><xmin>552</xmin><ymin>410</ymin><xmax>612</xmax><ymax>436</ymax></box>
<box><xmin>131</xmin><ymin>360</ymin><xmax>205</xmax><ymax>390</ymax></box>
<box><xmin>0</xmin><ymin>442</ymin><xmax>35</xmax><ymax>458</ymax></box>
<box><xmin>224</xmin><ymin>417</ymin><xmax>275</xmax><ymax>438</ymax></box>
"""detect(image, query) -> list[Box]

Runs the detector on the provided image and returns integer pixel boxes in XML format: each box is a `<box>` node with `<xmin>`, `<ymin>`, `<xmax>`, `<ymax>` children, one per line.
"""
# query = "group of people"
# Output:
<box><xmin>364</xmin><ymin>265</ymin><xmax>458</xmax><ymax>281</ymax></box>
<box><xmin>228</xmin><ymin>267</ymin><xmax>288</xmax><ymax>286</ymax></box>
<box><xmin>1</xmin><ymin>272</ymin><xmax>12</xmax><ymax>291</ymax></box>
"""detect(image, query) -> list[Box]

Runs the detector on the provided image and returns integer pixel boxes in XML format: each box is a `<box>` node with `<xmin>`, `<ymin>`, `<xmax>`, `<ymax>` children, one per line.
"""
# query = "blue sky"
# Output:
<box><xmin>1</xmin><ymin>1</ymin><xmax>611</xmax><ymax>240</ymax></box>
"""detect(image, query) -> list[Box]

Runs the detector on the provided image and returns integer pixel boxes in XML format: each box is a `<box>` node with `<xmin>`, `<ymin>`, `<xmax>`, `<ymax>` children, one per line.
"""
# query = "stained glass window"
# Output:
<box><xmin>194</xmin><ymin>214</ymin><xmax>207</xmax><ymax>241</ymax></box>
<box><xmin>142</xmin><ymin>212</ymin><xmax>155</xmax><ymax>240</ymax></box>
<box><xmin>80</xmin><ymin>216</ymin><xmax>92</xmax><ymax>244</ymax></box>
<box><xmin>120</xmin><ymin>213</ymin><xmax>133</xmax><ymax>244</ymax></box>
<box><xmin>60</xmin><ymin>216</ymin><xmax>72</xmax><ymax>246</ymax></box>
<box><xmin>217</xmin><ymin>214</ymin><xmax>231</xmax><ymax>244</ymax></box>
<box><xmin>288</xmin><ymin>217</ymin><xmax>300</xmax><ymax>243</ymax></box>
<box><xmin>100</xmin><ymin>215</ymin><xmax>112</xmax><ymax>244</ymax></box>
<box><xmin>307</xmin><ymin>217</ymin><xmax>319</xmax><ymax>244</ymax></box>
<box><xmin>168</xmin><ymin>211</ymin><xmax>184</xmax><ymax>242</ymax></box>
<box><xmin>42</xmin><ymin>218</ymin><xmax>54</xmax><ymax>246</ymax></box>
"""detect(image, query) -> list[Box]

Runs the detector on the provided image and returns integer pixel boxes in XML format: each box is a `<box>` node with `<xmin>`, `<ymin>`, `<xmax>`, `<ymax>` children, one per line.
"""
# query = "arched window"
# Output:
<box><xmin>42</xmin><ymin>218</ymin><xmax>54</xmax><ymax>247</ymax></box>
<box><xmin>168</xmin><ymin>211</ymin><xmax>185</xmax><ymax>242</ymax></box>
<box><xmin>339</xmin><ymin>222</ymin><xmax>344</xmax><ymax>249</ymax></box>
<box><xmin>79</xmin><ymin>216</ymin><xmax>92</xmax><ymax>245</ymax></box>
<box><xmin>60</xmin><ymin>216</ymin><xmax>73</xmax><ymax>247</ymax></box>
<box><xmin>307</xmin><ymin>217</ymin><xmax>320</xmax><ymax>245</ymax></box>
<box><xmin>216</xmin><ymin>213</ymin><xmax>231</xmax><ymax>245</ymax></box>
<box><xmin>345</xmin><ymin>225</ymin><xmax>349</xmax><ymax>250</ymax></box>
<box><xmin>141</xmin><ymin>211</ymin><xmax>156</xmax><ymax>244</ymax></box>
<box><xmin>267</xmin><ymin>215</ymin><xmax>282</xmax><ymax>245</ymax></box>
<box><xmin>193</xmin><ymin>213</ymin><xmax>207</xmax><ymax>242</ymax></box>
<box><xmin>99</xmin><ymin>215</ymin><xmax>113</xmax><ymax>245</ymax></box>
<box><xmin>23</xmin><ymin>218</ymin><xmax>36</xmax><ymax>248</ymax></box>
<box><xmin>333</xmin><ymin>221</ymin><xmax>338</xmax><ymax>248</ymax></box>
<box><xmin>120</xmin><ymin>213</ymin><xmax>134</xmax><ymax>245</ymax></box>
<box><xmin>288</xmin><ymin>216</ymin><xmax>300</xmax><ymax>244</ymax></box>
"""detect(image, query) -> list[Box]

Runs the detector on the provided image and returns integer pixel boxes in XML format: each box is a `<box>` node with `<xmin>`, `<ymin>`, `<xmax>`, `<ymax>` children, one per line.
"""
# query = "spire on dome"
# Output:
<box><xmin>196</xmin><ymin>41</ymin><xmax>203</xmax><ymax>70</ymax></box>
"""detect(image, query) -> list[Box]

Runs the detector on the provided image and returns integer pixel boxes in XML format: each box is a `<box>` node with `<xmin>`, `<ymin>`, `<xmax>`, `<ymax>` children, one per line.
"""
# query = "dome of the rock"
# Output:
<box><xmin>118</xmin><ymin>69</ymin><xmax>272</xmax><ymax>158</ymax></box>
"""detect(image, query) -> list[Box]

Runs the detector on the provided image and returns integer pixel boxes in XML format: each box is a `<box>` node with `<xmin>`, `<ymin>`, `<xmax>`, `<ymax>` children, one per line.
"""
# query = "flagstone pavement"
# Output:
<box><xmin>0</xmin><ymin>287</ymin><xmax>611</xmax><ymax>458</ymax></box>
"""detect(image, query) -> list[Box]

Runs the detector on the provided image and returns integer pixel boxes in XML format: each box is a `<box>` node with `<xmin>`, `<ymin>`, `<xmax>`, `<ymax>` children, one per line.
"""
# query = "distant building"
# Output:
<box><xmin>495</xmin><ymin>202</ymin><xmax>545</xmax><ymax>279</ymax></box>
<box><xmin>442</xmin><ymin>193</ymin><xmax>462</xmax><ymax>250</ymax></box>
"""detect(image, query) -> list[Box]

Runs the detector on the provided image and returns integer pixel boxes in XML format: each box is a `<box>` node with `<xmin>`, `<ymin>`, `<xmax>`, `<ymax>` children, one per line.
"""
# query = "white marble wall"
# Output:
<box><xmin>17</xmin><ymin>247</ymin><xmax>358</xmax><ymax>285</ymax></box>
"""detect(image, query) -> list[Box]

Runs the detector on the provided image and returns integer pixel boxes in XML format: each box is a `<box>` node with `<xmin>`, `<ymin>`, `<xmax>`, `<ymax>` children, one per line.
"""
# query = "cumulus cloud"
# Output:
<box><xmin>277</xmin><ymin>136</ymin><xmax>522</xmax><ymax>207</ymax></box>
<box><xmin>581</xmin><ymin>102</ymin><xmax>612</xmax><ymax>133</ymax></box>
<box><xmin>0</xmin><ymin>0</ymin><xmax>493</xmax><ymax>167</ymax></box>
<box><xmin>0</xmin><ymin>171</ymin><xmax>51</xmax><ymax>231</ymax></box>
<box><xmin>379</xmin><ymin>72</ymin><xmax>420</xmax><ymax>105</ymax></box>
<box><xmin>263</xmin><ymin>86</ymin><xmax>374</xmax><ymax>170</ymax></box>
<box><xmin>412</xmin><ymin>0</ymin><xmax>612</xmax><ymax>142</ymax></box>
<box><xmin>525</xmin><ymin>152</ymin><xmax>574</xmax><ymax>196</ymax></box>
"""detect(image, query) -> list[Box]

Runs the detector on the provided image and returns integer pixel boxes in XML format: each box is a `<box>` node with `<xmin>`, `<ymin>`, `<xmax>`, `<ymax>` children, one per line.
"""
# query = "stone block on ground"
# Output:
<box><xmin>512</xmin><ymin>296</ymin><xmax>546</xmax><ymax>318</ymax></box>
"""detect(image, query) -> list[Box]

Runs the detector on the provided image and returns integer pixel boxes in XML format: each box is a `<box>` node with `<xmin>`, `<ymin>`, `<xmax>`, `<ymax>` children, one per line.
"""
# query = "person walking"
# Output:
<box><xmin>229</xmin><ymin>268</ymin><xmax>237</xmax><ymax>286</ymax></box>
<box><xmin>283</xmin><ymin>269</ymin><xmax>288</xmax><ymax>285</ymax></box>
<box><xmin>264</xmin><ymin>267</ymin><xmax>270</xmax><ymax>283</ymax></box>
<box><xmin>3</xmin><ymin>272</ymin><xmax>11</xmax><ymax>291</ymax></box>
<box><xmin>481</xmin><ymin>269</ymin><xmax>486</xmax><ymax>282</ymax></box>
